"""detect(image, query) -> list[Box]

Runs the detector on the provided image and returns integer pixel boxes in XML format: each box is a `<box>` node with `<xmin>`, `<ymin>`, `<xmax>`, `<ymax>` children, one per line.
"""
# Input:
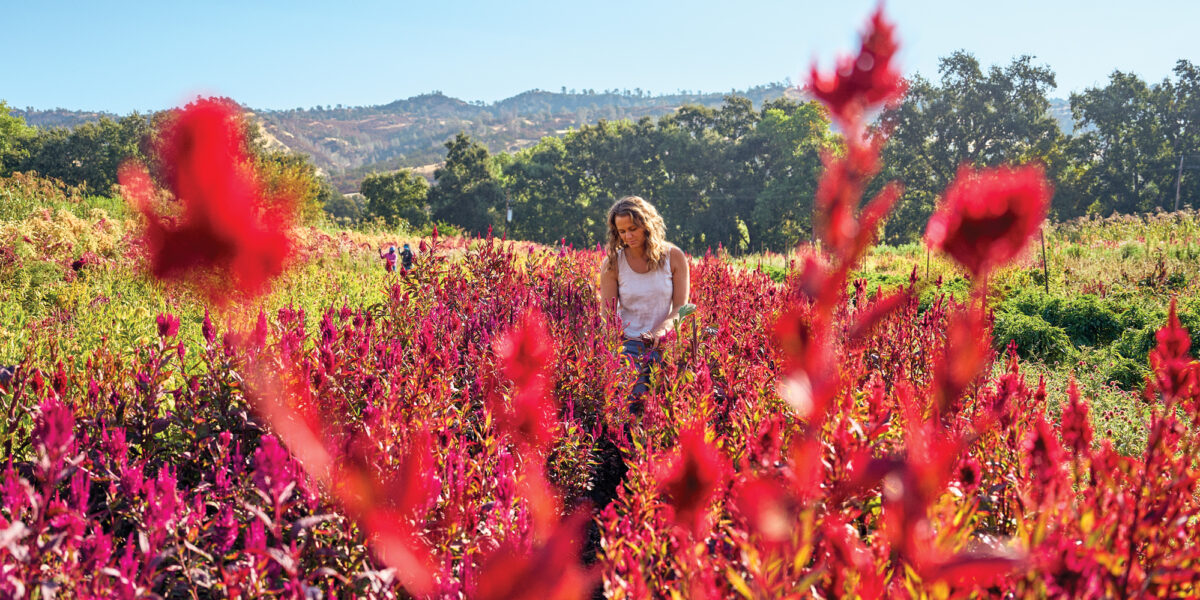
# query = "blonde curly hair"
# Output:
<box><xmin>603</xmin><ymin>196</ymin><xmax>668</xmax><ymax>272</ymax></box>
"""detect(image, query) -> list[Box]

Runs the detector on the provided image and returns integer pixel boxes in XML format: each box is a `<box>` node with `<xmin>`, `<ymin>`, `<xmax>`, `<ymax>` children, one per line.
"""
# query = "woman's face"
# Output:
<box><xmin>614</xmin><ymin>214</ymin><xmax>645</xmax><ymax>249</ymax></box>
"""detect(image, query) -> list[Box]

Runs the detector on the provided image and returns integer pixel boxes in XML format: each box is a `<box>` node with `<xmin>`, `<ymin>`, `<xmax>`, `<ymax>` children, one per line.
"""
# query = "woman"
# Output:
<box><xmin>598</xmin><ymin>196</ymin><xmax>690</xmax><ymax>396</ymax></box>
<box><xmin>586</xmin><ymin>196</ymin><xmax>691</xmax><ymax>563</ymax></box>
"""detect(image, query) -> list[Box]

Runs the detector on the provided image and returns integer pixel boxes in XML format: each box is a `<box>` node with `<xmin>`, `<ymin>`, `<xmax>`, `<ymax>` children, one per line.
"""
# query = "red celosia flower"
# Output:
<box><xmin>815</xmin><ymin>142</ymin><xmax>880</xmax><ymax>254</ymax></box>
<box><xmin>335</xmin><ymin>427</ymin><xmax>439</xmax><ymax>596</ymax></box>
<box><xmin>33</xmin><ymin>397</ymin><xmax>75</xmax><ymax>473</ymax></box>
<box><xmin>251</xmin><ymin>435</ymin><xmax>299</xmax><ymax>502</ymax></box>
<box><xmin>1149</xmin><ymin>298</ymin><xmax>1196</xmax><ymax>404</ymax></box>
<box><xmin>923</xmin><ymin>554</ymin><xmax>1023</xmax><ymax>591</ymax></box>
<box><xmin>1022</xmin><ymin>414</ymin><xmax>1066</xmax><ymax>503</ymax></box>
<box><xmin>118</xmin><ymin>97</ymin><xmax>296</xmax><ymax>303</ymax></box>
<box><xmin>933</xmin><ymin>306</ymin><xmax>991</xmax><ymax>418</ymax></box>
<box><xmin>821</xmin><ymin>515</ymin><xmax>885</xmax><ymax>596</ymax></box>
<box><xmin>773</xmin><ymin>306</ymin><xmax>839</xmax><ymax>423</ymax></box>
<box><xmin>1059</xmin><ymin>378</ymin><xmax>1093</xmax><ymax>454</ymax></box>
<box><xmin>732</xmin><ymin>474</ymin><xmax>801</xmax><ymax>548</ymax></box>
<box><xmin>656</xmin><ymin>423</ymin><xmax>730</xmax><ymax>538</ymax></box>
<box><xmin>492</xmin><ymin>309</ymin><xmax>556</xmax><ymax>449</ymax></box>
<box><xmin>808</xmin><ymin>6</ymin><xmax>905</xmax><ymax>126</ymax></box>
<box><xmin>925</xmin><ymin>164</ymin><xmax>1052</xmax><ymax>279</ymax></box>
<box><xmin>956</xmin><ymin>455</ymin><xmax>983</xmax><ymax>494</ymax></box>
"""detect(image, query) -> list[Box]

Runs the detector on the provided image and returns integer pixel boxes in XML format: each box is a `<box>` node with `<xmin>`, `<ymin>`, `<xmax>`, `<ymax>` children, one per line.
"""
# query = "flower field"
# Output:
<box><xmin>4</xmin><ymin>9</ymin><xmax>1200</xmax><ymax>600</ymax></box>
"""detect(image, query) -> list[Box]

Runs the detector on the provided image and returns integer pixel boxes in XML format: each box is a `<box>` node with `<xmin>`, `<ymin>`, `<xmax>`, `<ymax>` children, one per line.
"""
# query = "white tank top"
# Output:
<box><xmin>617</xmin><ymin>247</ymin><xmax>674</xmax><ymax>339</ymax></box>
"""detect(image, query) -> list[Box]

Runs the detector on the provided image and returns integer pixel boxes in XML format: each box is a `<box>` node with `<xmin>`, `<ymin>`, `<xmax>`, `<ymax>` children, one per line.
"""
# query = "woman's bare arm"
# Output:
<box><xmin>649</xmin><ymin>246</ymin><xmax>690</xmax><ymax>341</ymax></box>
<box><xmin>598</xmin><ymin>260</ymin><xmax>619</xmax><ymax>314</ymax></box>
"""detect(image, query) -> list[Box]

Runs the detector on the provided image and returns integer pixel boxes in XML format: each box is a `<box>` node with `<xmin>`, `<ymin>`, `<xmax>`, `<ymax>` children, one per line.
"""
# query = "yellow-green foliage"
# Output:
<box><xmin>0</xmin><ymin>189</ymin><xmax>435</xmax><ymax>365</ymax></box>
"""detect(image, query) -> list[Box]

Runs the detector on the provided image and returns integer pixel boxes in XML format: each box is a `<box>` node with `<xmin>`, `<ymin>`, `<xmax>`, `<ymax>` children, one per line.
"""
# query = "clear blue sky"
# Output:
<box><xmin>3</xmin><ymin>0</ymin><xmax>1197</xmax><ymax>114</ymax></box>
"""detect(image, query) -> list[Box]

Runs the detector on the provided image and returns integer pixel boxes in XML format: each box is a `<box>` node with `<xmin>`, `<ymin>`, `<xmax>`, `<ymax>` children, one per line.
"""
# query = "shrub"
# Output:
<box><xmin>992</xmin><ymin>311</ymin><xmax>1074</xmax><ymax>363</ymax></box>
<box><xmin>1104</xmin><ymin>356</ymin><xmax>1148</xmax><ymax>391</ymax></box>
<box><xmin>1002</xmin><ymin>288</ymin><xmax>1049</xmax><ymax>317</ymax></box>
<box><xmin>1116</xmin><ymin>302</ymin><xmax>1155</xmax><ymax>330</ymax></box>
<box><xmin>1057</xmin><ymin>294</ymin><xmax>1123</xmax><ymax>346</ymax></box>
<box><xmin>1115</xmin><ymin>325</ymin><xmax>1157</xmax><ymax>361</ymax></box>
<box><xmin>760</xmin><ymin>263</ymin><xmax>787</xmax><ymax>283</ymax></box>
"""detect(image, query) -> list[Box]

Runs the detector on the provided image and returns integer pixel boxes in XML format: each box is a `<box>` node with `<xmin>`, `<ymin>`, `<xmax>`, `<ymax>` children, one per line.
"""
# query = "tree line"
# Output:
<box><xmin>2</xmin><ymin>53</ymin><xmax>1197</xmax><ymax>254</ymax></box>
<box><xmin>356</xmin><ymin>53</ymin><xmax>1199</xmax><ymax>253</ymax></box>
<box><xmin>0</xmin><ymin>99</ymin><xmax>340</xmax><ymax>223</ymax></box>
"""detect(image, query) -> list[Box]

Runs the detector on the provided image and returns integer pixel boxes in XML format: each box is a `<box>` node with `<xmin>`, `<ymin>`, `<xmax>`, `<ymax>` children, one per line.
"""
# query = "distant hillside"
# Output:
<box><xmin>14</xmin><ymin>85</ymin><xmax>794</xmax><ymax>192</ymax></box>
<box><xmin>1048</xmin><ymin>97</ymin><xmax>1074</xmax><ymax>135</ymax></box>
<box><xmin>11</xmin><ymin>87</ymin><xmax>1079</xmax><ymax>193</ymax></box>
<box><xmin>14</xmin><ymin>108</ymin><xmax>120</xmax><ymax>129</ymax></box>
<box><xmin>255</xmin><ymin>84</ymin><xmax>794</xmax><ymax>191</ymax></box>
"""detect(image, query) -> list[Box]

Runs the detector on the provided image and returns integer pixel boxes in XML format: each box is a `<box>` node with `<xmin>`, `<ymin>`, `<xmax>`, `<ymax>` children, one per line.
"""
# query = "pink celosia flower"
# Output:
<box><xmin>33</xmin><ymin>397</ymin><xmax>75</xmax><ymax>474</ymax></box>
<box><xmin>155</xmin><ymin>312</ymin><xmax>180</xmax><ymax>338</ymax></box>
<box><xmin>252</xmin><ymin>435</ymin><xmax>297</xmax><ymax>502</ymax></box>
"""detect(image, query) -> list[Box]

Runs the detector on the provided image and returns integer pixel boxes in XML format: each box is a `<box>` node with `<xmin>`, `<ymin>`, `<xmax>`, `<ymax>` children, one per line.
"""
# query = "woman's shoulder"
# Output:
<box><xmin>601</xmin><ymin>248</ymin><xmax>623</xmax><ymax>274</ymax></box>
<box><xmin>665</xmin><ymin>244</ymin><xmax>687</xmax><ymax>263</ymax></box>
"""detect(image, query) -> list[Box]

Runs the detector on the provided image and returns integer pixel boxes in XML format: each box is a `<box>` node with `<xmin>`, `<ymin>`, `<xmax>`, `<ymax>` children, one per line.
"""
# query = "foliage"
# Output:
<box><xmin>0</xmin><ymin>101</ymin><xmax>35</xmax><ymax>174</ymax></box>
<box><xmin>320</xmin><ymin>190</ymin><xmax>368</xmax><ymax>225</ymax></box>
<box><xmin>429</xmin><ymin>133</ymin><xmax>505</xmax><ymax>235</ymax></box>
<box><xmin>1056</xmin><ymin>294</ymin><xmax>1124</xmax><ymax>346</ymax></box>
<box><xmin>360</xmin><ymin>168</ymin><xmax>430</xmax><ymax>229</ymax></box>
<box><xmin>880</xmin><ymin>53</ymin><xmax>1063</xmax><ymax>242</ymax></box>
<box><xmin>256</xmin><ymin>150</ymin><xmax>332</xmax><ymax>224</ymax></box>
<box><xmin>1104</xmin><ymin>354</ymin><xmax>1148</xmax><ymax>391</ymax></box>
<box><xmin>15</xmin><ymin>113</ymin><xmax>151</xmax><ymax>196</ymax></box>
<box><xmin>1063</xmin><ymin>61</ymin><xmax>1200</xmax><ymax>217</ymax></box>
<box><xmin>993</xmin><ymin>311</ymin><xmax>1074</xmax><ymax>363</ymax></box>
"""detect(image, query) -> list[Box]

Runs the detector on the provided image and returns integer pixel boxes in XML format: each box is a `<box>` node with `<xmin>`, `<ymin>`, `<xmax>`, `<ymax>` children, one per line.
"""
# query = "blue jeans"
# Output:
<box><xmin>621</xmin><ymin>339</ymin><xmax>662</xmax><ymax>399</ymax></box>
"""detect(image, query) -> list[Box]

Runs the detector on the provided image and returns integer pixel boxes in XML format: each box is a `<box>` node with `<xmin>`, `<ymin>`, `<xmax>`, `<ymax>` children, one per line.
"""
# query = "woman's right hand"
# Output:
<box><xmin>641</xmin><ymin>330</ymin><xmax>666</xmax><ymax>349</ymax></box>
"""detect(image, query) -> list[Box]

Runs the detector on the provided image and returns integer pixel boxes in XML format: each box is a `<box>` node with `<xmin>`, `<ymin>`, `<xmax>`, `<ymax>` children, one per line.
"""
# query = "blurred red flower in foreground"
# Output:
<box><xmin>808</xmin><ymin>6</ymin><xmax>904</xmax><ymax>127</ymax></box>
<box><xmin>475</xmin><ymin>509</ymin><xmax>593</xmax><ymax>600</ymax></box>
<box><xmin>656</xmin><ymin>423</ymin><xmax>730</xmax><ymax>538</ymax></box>
<box><xmin>925</xmin><ymin>164</ymin><xmax>1052</xmax><ymax>279</ymax></box>
<box><xmin>492</xmin><ymin>309</ymin><xmax>557</xmax><ymax>450</ymax></box>
<box><xmin>118</xmin><ymin>98</ymin><xmax>295</xmax><ymax>303</ymax></box>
